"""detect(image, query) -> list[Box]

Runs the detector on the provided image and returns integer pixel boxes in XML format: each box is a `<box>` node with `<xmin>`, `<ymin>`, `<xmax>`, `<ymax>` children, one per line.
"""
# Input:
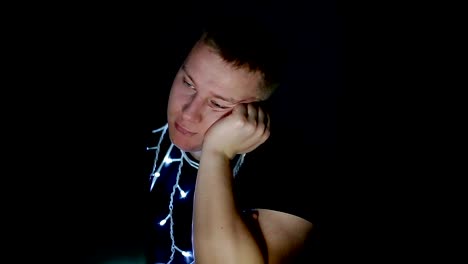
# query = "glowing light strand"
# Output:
<box><xmin>167</xmin><ymin>154</ymin><xmax>185</xmax><ymax>263</ymax></box>
<box><xmin>147</xmin><ymin>123</ymin><xmax>246</xmax><ymax>263</ymax></box>
<box><xmin>147</xmin><ymin>123</ymin><xmax>168</xmax><ymax>189</ymax></box>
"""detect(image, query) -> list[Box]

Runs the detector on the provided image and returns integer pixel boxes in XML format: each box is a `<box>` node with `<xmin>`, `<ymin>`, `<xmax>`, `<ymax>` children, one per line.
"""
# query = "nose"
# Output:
<box><xmin>182</xmin><ymin>95</ymin><xmax>203</xmax><ymax>122</ymax></box>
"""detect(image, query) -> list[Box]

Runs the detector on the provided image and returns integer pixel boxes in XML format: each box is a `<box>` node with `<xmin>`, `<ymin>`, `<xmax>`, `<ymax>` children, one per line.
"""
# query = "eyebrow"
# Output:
<box><xmin>181</xmin><ymin>64</ymin><xmax>241</xmax><ymax>104</ymax></box>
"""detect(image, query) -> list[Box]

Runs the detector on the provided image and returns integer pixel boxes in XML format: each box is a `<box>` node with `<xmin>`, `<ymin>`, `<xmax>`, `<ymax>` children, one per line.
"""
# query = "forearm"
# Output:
<box><xmin>193</xmin><ymin>150</ymin><xmax>264</xmax><ymax>264</ymax></box>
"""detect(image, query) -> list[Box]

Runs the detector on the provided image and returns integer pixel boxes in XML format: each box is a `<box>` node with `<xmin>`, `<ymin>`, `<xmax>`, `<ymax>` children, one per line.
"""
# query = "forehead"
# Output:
<box><xmin>183</xmin><ymin>41</ymin><xmax>262</xmax><ymax>102</ymax></box>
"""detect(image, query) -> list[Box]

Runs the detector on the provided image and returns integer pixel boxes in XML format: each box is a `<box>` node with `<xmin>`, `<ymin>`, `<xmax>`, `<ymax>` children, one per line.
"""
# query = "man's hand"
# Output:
<box><xmin>203</xmin><ymin>103</ymin><xmax>270</xmax><ymax>159</ymax></box>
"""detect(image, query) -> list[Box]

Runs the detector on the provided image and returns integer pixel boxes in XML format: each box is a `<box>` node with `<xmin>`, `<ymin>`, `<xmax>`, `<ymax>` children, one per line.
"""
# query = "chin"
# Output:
<box><xmin>169</xmin><ymin>131</ymin><xmax>201</xmax><ymax>153</ymax></box>
<box><xmin>174</xmin><ymin>141</ymin><xmax>202</xmax><ymax>153</ymax></box>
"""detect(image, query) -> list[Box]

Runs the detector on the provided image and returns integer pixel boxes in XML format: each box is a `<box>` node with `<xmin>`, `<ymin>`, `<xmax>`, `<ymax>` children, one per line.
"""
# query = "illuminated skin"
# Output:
<box><xmin>167</xmin><ymin>40</ymin><xmax>263</xmax><ymax>160</ymax></box>
<box><xmin>166</xmin><ymin>38</ymin><xmax>313</xmax><ymax>263</ymax></box>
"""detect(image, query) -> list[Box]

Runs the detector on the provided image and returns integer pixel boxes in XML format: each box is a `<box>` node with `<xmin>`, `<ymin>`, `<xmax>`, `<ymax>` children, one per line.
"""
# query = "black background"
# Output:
<box><xmin>6</xmin><ymin>0</ymin><xmax>415</xmax><ymax>263</ymax></box>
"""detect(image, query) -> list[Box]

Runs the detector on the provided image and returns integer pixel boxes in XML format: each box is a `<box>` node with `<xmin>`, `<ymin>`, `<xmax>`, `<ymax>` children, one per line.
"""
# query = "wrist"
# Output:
<box><xmin>201</xmin><ymin>144</ymin><xmax>235</xmax><ymax>161</ymax></box>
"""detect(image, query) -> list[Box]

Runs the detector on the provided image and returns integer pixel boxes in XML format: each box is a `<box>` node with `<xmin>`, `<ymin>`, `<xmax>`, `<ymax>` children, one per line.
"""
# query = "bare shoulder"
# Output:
<box><xmin>255</xmin><ymin>208</ymin><xmax>313</xmax><ymax>263</ymax></box>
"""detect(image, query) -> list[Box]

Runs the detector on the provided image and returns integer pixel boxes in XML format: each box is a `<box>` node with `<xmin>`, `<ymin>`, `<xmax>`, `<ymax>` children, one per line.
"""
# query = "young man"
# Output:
<box><xmin>146</xmin><ymin>16</ymin><xmax>313</xmax><ymax>263</ymax></box>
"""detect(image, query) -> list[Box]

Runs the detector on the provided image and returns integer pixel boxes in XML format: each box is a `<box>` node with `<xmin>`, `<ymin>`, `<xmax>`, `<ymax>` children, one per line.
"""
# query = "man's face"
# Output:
<box><xmin>167</xmin><ymin>41</ymin><xmax>262</xmax><ymax>154</ymax></box>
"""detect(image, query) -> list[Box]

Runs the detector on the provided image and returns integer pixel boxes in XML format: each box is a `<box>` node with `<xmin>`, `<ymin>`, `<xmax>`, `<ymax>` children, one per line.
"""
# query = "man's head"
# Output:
<box><xmin>166</xmin><ymin>16</ymin><xmax>286</xmax><ymax>154</ymax></box>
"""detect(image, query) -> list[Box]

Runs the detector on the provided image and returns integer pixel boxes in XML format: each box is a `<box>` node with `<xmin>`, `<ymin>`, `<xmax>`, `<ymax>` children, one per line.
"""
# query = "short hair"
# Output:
<box><xmin>199</xmin><ymin>15</ymin><xmax>287</xmax><ymax>99</ymax></box>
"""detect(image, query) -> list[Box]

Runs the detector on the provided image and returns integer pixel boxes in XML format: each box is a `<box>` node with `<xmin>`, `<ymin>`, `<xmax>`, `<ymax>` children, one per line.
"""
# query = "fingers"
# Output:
<box><xmin>257</xmin><ymin>104</ymin><xmax>265</xmax><ymax>126</ymax></box>
<box><xmin>263</xmin><ymin>112</ymin><xmax>270</xmax><ymax>140</ymax></box>
<box><xmin>232</xmin><ymin>103</ymin><xmax>247</xmax><ymax>117</ymax></box>
<box><xmin>252</xmin><ymin>104</ymin><xmax>270</xmax><ymax>136</ymax></box>
<box><xmin>266</xmin><ymin>112</ymin><xmax>270</xmax><ymax>131</ymax></box>
<box><xmin>234</xmin><ymin>103</ymin><xmax>268</xmax><ymax>132</ymax></box>
<box><xmin>235</xmin><ymin>102</ymin><xmax>270</xmax><ymax>136</ymax></box>
<box><xmin>205</xmin><ymin>102</ymin><xmax>271</xmax><ymax>157</ymax></box>
<box><xmin>238</xmin><ymin>103</ymin><xmax>271</xmax><ymax>154</ymax></box>
<box><xmin>246</xmin><ymin>103</ymin><xmax>258</xmax><ymax>125</ymax></box>
<box><xmin>257</xmin><ymin>105</ymin><xmax>270</xmax><ymax>134</ymax></box>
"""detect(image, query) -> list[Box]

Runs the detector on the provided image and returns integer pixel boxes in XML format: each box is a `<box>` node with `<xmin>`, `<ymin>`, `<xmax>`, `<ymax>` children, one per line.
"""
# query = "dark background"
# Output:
<box><xmin>8</xmin><ymin>1</ymin><xmax>409</xmax><ymax>263</ymax></box>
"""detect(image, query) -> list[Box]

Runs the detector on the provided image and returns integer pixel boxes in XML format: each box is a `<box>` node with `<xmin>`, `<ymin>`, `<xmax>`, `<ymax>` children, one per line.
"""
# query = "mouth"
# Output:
<box><xmin>175</xmin><ymin>122</ymin><xmax>196</xmax><ymax>136</ymax></box>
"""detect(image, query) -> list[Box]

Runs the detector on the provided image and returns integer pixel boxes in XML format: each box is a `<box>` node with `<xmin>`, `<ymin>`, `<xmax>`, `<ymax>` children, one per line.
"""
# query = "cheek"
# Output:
<box><xmin>204</xmin><ymin>112</ymin><xmax>229</xmax><ymax>129</ymax></box>
<box><xmin>168</xmin><ymin>86</ymin><xmax>187</xmax><ymax>109</ymax></box>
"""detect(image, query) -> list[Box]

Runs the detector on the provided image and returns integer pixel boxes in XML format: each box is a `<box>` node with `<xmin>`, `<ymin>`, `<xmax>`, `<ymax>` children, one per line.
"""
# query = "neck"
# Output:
<box><xmin>189</xmin><ymin>150</ymin><xmax>202</xmax><ymax>161</ymax></box>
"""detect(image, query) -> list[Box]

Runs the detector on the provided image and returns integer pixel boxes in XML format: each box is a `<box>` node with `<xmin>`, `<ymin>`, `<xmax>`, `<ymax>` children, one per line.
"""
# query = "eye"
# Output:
<box><xmin>210</xmin><ymin>100</ymin><xmax>229</xmax><ymax>109</ymax></box>
<box><xmin>183</xmin><ymin>78</ymin><xmax>194</xmax><ymax>88</ymax></box>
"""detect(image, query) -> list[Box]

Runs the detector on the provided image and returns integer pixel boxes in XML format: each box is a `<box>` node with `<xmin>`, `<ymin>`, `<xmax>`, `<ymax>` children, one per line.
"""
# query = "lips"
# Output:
<box><xmin>175</xmin><ymin>122</ymin><xmax>196</xmax><ymax>136</ymax></box>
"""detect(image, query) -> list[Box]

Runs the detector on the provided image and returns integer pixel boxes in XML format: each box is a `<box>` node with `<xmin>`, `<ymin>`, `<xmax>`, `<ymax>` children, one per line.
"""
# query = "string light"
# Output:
<box><xmin>147</xmin><ymin>123</ymin><xmax>246</xmax><ymax>264</ymax></box>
